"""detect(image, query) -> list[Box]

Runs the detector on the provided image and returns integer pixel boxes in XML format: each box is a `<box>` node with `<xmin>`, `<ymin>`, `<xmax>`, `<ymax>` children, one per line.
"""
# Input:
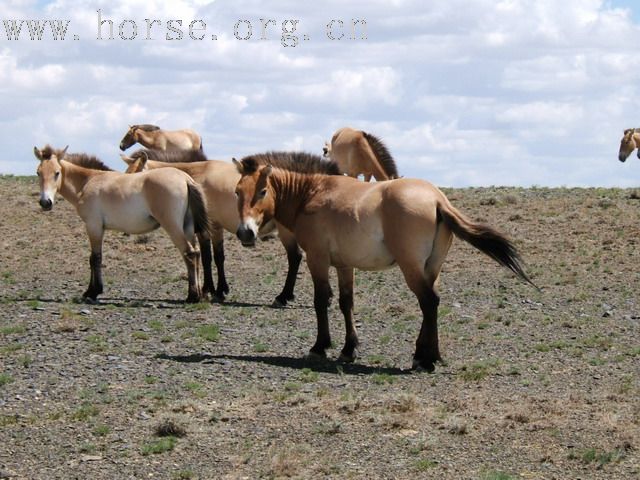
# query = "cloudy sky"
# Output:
<box><xmin>2</xmin><ymin>0</ymin><xmax>639</xmax><ymax>186</ymax></box>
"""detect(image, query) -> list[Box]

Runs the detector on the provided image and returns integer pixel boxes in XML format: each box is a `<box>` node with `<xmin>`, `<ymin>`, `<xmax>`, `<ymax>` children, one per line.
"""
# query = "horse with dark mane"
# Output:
<box><xmin>119</xmin><ymin>124</ymin><xmax>203</xmax><ymax>152</ymax></box>
<box><xmin>35</xmin><ymin>145</ymin><xmax>210</xmax><ymax>303</ymax></box>
<box><xmin>324</xmin><ymin>127</ymin><xmax>399</xmax><ymax>181</ymax></box>
<box><xmin>122</xmin><ymin>150</ymin><xmax>339</xmax><ymax>306</ymax></box>
<box><xmin>233</xmin><ymin>158</ymin><xmax>535</xmax><ymax>371</ymax></box>
<box><xmin>618</xmin><ymin>128</ymin><xmax>640</xmax><ymax>162</ymax></box>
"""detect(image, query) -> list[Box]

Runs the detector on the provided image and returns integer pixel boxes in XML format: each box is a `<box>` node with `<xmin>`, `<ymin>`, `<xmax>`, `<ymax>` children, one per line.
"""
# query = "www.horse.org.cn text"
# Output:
<box><xmin>1</xmin><ymin>10</ymin><xmax>368</xmax><ymax>46</ymax></box>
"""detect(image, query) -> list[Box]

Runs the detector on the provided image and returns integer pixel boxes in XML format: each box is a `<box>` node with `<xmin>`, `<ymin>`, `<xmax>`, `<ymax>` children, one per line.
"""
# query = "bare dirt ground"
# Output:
<box><xmin>0</xmin><ymin>175</ymin><xmax>639</xmax><ymax>479</ymax></box>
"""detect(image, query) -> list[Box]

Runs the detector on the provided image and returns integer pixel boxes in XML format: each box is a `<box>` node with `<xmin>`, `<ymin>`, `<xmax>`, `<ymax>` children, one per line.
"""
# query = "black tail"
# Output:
<box><xmin>438</xmin><ymin>202</ymin><xmax>536</xmax><ymax>288</ymax></box>
<box><xmin>187</xmin><ymin>181</ymin><xmax>211</xmax><ymax>236</ymax></box>
<box><xmin>362</xmin><ymin>131</ymin><xmax>399</xmax><ymax>179</ymax></box>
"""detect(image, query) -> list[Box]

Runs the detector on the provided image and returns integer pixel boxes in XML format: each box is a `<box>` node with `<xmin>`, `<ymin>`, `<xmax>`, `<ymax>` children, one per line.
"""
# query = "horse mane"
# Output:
<box><xmin>40</xmin><ymin>145</ymin><xmax>113</xmax><ymax>171</ymax></box>
<box><xmin>131</xmin><ymin>148</ymin><xmax>207</xmax><ymax>163</ymax></box>
<box><xmin>134</xmin><ymin>124</ymin><xmax>160</xmax><ymax>132</ymax></box>
<box><xmin>240</xmin><ymin>151</ymin><xmax>340</xmax><ymax>175</ymax></box>
<box><xmin>362</xmin><ymin>132</ymin><xmax>399</xmax><ymax>179</ymax></box>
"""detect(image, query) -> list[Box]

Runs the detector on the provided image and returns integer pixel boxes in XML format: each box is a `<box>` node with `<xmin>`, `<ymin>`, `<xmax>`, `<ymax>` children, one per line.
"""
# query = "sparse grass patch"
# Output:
<box><xmin>72</xmin><ymin>402</ymin><xmax>99</xmax><ymax>421</ymax></box>
<box><xmin>570</xmin><ymin>447</ymin><xmax>626</xmax><ymax>467</ymax></box>
<box><xmin>93</xmin><ymin>424</ymin><xmax>111</xmax><ymax>437</ymax></box>
<box><xmin>186</xmin><ymin>302</ymin><xmax>210</xmax><ymax>312</ymax></box>
<box><xmin>0</xmin><ymin>414</ymin><xmax>18</xmax><ymax>427</ymax></box>
<box><xmin>19</xmin><ymin>354</ymin><xmax>33</xmax><ymax>368</ymax></box>
<box><xmin>459</xmin><ymin>359</ymin><xmax>499</xmax><ymax>381</ymax></box>
<box><xmin>148</xmin><ymin>319</ymin><xmax>164</xmax><ymax>331</ymax></box>
<box><xmin>0</xmin><ymin>324</ymin><xmax>26</xmax><ymax>336</ymax></box>
<box><xmin>482</xmin><ymin>471</ymin><xmax>514</xmax><ymax>480</ymax></box>
<box><xmin>85</xmin><ymin>334</ymin><xmax>107</xmax><ymax>352</ymax></box>
<box><xmin>131</xmin><ymin>331</ymin><xmax>149</xmax><ymax>341</ymax></box>
<box><xmin>197</xmin><ymin>324</ymin><xmax>220</xmax><ymax>342</ymax></box>
<box><xmin>0</xmin><ymin>342</ymin><xmax>23</xmax><ymax>354</ymax></box>
<box><xmin>299</xmin><ymin>368</ymin><xmax>319</xmax><ymax>383</ymax></box>
<box><xmin>141</xmin><ymin>436</ymin><xmax>177</xmax><ymax>455</ymax></box>
<box><xmin>415</xmin><ymin>458</ymin><xmax>438</xmax><ymax>471</ymax></box>
<box><xmin>184</xmin><ymin>381</ymin><xmax>205</xmax><ymax>398</ymax></box>
<box><xmin>253</xmin><ymin>341</ymin><xmax>269</xmax><ymax>353</ymax></box>
<box><xmin>372</xmin><ymin>373</ymin><xmax>394</xmax><ymax>385</ymax></box>
<box><xmin>172</xmin><ymin>470</ymin><xmax>196</xmax><ymax>480</ymax></box>
<box><xmin>0</xmin><ymin>373</ymin><xmax>14</xmax><ymax>388</ymax></box>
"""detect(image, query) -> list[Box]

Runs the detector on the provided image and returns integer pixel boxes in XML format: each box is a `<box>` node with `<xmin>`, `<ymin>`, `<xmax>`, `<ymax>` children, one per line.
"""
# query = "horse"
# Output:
<box><xmin>121</xmin><ymin>149</ymin><xmax>341</xmax><ymax>306</ymax></box>
<box><xmin>618</xmin><ymin>128</ymin><xmax>640</xmax><ymax>162</ymax></box>
<box><xmin>324</xmin><ymin>127</ymin><xmax>399</xmax><ymax>181</ymax></box>
<box><xmin>119</xmin><ymin>124</ymin><xmax>203</xmax><ymax>152</ymax></box>
<box><xmin>34</xmin><ymin>145</ymin><xmax>211</xmax><ymax>303</ymax></box>
<box><xmin>233</xmin><ymin>158</ymin><xmax>535</xmax><ymax>372</ymax></box>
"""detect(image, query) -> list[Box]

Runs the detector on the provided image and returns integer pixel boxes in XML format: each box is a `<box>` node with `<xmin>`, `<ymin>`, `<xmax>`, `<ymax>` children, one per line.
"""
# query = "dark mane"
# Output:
<box><xmin>362</xmin><ymin>132</ymin><xmax>399</xmax><ymax>179</ymax></box>
<box><xmin>134</xmin><ymin>124</ymin><xmax>160</xmax><ymax>132</ymax></box>
<box><xmin>240</xmin><ymin>151</ymin><xmax>340</xmax><ymax>175</ymax></box>
<box><xmin>40</xmin><ymin>145</ymin><xmax>112</xmax><ymax>171</ymax></box>
<box><xmin>131</xmin><ymin>148</ymin><xmax>207</xmax><ymax>163</ymax></box>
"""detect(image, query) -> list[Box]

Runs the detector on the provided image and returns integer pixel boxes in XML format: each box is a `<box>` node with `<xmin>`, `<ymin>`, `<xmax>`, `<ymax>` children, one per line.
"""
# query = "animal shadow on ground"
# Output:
<box><xmin>156</xmin><ymin>352</ymin><xmax>416</xmax><ymax>376</ymax></box>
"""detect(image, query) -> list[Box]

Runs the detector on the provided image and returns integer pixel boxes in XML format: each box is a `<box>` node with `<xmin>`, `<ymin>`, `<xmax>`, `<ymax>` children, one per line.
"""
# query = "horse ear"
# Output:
<box><xmin>232</xmin><ymin>158</ymin><xmax>244</xmax><ymax>174</ymax></box>
<box><xmin>33</xmin><ymin>146</ymin><xmax>43</xmax><ymax>161</ymax></box>
<box><xmin>262</xmin><ymin>164</ymin><xmax>273</xmax><ymax>177</ymax></box>
<box><xmin>60</xmin><ymin>146</ymin><xmax>69</xmax><ymax>159</ymax></box>
<box><xmin>120</xmin><ymin>154</ymin><xmax>133</xmax><ymax>165</ymax></box>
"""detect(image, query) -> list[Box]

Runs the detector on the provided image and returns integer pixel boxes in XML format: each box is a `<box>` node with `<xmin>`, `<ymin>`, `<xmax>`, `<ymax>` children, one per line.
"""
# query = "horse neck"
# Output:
<box><xmin>58</xmin><ymin>160</ymin><xmax>94</xmax><ymax>207</ymax></box>
<box><xmin>270</xmin><ymin>170</ymin><xmax>316</xmax><ymax>231</ymax></box>
<box><xmin>135</xmin><ymin>129</ymin><xmax>157</xmax><ymax>147</ymax></box>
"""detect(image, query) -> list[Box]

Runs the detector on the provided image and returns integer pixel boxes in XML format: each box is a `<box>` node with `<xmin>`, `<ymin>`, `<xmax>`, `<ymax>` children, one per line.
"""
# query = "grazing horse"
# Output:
<box><xmin>119</xmin><ymin>124</ymin><xmax>203</xmax><ymax>152</ymax></box>
<box><xmin>324</xmin><ymin>127</ymin><xmax>399</xmax><ymax>181</ymax></box>
<box><xmin>121</xmin><ymin>149</ymin><xmax>340</xmax><ymax>306</ymax></box>
<box><xmin>618</xmin><ymin>128</ymin><xmax>640</xmax><ymax>162</ymax></box>
<box><xmin>233</xmin><ymin>159</ymin><xmax>534</xmax><ymax>371</ymax></box>
<box><xmin>35</xmin><ymin>145</ymin><xmax>210</xmax><ymax>303</ymax></box>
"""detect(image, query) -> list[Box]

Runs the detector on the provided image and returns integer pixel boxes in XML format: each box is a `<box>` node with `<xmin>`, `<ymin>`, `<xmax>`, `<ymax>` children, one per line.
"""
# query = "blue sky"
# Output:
<box><xmin>1</xmin><ymin>0</ymin><xmax>640</xmax><ymax>187</ymax></box>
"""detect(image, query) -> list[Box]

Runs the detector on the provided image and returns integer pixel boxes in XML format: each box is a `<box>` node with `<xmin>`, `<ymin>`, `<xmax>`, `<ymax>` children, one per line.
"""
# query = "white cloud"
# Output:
<box><xmin>1</xmin><ymin>0</ymin><xmax>640</xmax><ymax>187</ymax></box>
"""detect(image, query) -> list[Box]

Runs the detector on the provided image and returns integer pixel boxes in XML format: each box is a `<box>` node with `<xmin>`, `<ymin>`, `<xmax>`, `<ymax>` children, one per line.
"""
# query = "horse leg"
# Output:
<box><xmin>83</xmin><ymin>227</ymin><xmax>104</xmax><ymax>301</ymax></box>
<box><xmin>197</xmin><ymin>233</ymin><xmax>215</xmax><ymax>299</ymax></box>
<box><xmin>336</xmin><ymin>267</ymin><xmax>359</xmax><ymax>362</ymax></box>
<box><xmin>212</xmin><ymin>225</ymin><xmax>229</xmax><ymax>302</ymax></box>
<box><xmin>273</xmin><ymin>226</ymin><xmax>302</xmax><ymax>307</ymax></box>
<box><xmin>306</xmin><ymin>256</ymin><xmax>332</xmax><ymax>359</ymax></box>
<box><xmin>161</xmin><ymin>221</ymin><xmax>203</xmax><ymax>303</ymax></box>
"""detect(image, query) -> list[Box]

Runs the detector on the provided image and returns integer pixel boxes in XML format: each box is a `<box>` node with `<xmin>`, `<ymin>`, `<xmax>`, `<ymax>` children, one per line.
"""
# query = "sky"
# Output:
<box><xmin>1</xmin><ymin>0</ymin><xmax>640</xmax><ymax>187</ymax></box>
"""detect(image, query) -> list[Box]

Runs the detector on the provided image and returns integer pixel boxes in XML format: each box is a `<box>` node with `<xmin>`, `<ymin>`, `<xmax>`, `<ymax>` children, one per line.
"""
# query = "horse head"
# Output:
<box><xmin>121</xmin><ymin>150</ymin><xmax>149</xmax><ymax>173</ymax></box>
<box><xmin>619</xmin><ymin>128</ymin><xmax>637</xmax><ymax>162</ymax></box>
<box><xmin>119</xmin><ymin>125</ymin><xmax>138</xmax><ymax>151</ymax></box>
<box><xmin>34</xmin><ymin>145</ymin><xmax>68</xmax><ymax>210</ymax></box>
<box><xmin>233</xmin><ymin>157</ymin><xmax>274</xmax><ymax>246</ymax></box>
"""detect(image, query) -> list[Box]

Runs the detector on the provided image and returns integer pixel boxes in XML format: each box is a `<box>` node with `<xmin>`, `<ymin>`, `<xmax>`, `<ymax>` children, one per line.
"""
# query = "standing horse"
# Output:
<box><xmin>121</xmin><ymin>149</ymin><xmax>340</xmax><ymax>306</ymax></box>
<box><xmin>35</xmin><ymin>145</ymin><xmax>210</xmax><ymax>303</ymax></box>
<box><xmin>324</xmin><ymin>127</ymin><xmax>399</xmax><ymax>181</ymax></box>
<box><xmin>233</xmin><ymin>159</ymin><xmax>534</xmax><ymax>371</ymax></box>
<box><xmin>618</xmin><ymin>128</ymin><xmax>640</xmax><ymax>162</ymax></box>
<box><xmin>119</xmin><ymin>124</ymin><xmax>203</xmax><ymax>151</ymax></box>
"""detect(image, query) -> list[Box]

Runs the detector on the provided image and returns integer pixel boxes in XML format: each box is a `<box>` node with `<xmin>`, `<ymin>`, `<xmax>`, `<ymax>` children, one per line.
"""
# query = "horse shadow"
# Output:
<box><xmin>156</xmin><ymin>352</ymin><xmax>413</xmax><ymax>376</ymax></box>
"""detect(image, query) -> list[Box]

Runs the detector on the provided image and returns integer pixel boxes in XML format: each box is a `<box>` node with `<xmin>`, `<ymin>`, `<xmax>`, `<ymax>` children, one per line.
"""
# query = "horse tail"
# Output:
<box><xmin>362</xmin><ymin>131</ymin><xmax>399</xmax><ymax>180</ymax></box>
<box><xmin>186</xmin><ymin>180</ymin><xmax>211</xmax><ymax>237</ymax></box>
<box><xmin>437</xmin><ymin>200</ymin><xmax>536</xmax><ymax>288</ymax></box>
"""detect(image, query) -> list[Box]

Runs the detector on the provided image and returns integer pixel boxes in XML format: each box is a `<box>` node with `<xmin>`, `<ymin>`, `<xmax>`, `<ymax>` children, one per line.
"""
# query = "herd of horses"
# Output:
<box><xmin>36</xmin><ymin>123</ymin><xmax>585</xmax><ymax>372</ymax></box>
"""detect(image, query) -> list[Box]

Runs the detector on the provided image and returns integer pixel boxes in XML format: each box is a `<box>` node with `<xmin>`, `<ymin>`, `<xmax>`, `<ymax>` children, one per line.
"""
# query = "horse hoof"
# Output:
<box><xmin>271</xmin><ymin>298</ymin><xmax>286</xmax><ymax>308</ymax></box>
<box><xmin>337</xmin><ymin>352</ymin><xmax>356</xmax><ymax>363</ymax></box>
<box><xmin>305</xmin><ymin>351</ymin><xmax>327</xmax><ymax>362</ymax></box>
<box><xmin>211</xmin><ymin>293</ymin><xmax>225</xmax><ymax>304</ymax></box>
<box><xmin>412</xmin><ymin>358</ymin><xmax>435</xmax><ymax>373</ymax></box>
<box><xmin>83</xmin><ymin>296</ymin><xmax>99</xmax><ymax>305</ymax></box>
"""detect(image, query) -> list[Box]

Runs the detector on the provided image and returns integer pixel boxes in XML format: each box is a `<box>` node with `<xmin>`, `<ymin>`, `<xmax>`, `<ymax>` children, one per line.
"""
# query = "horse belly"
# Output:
<box><xmin>330</xmin><ymin>230</ymin><xmax>395</xmax><ymax>271</ymax></box>
<box><xmin>103</xmin><ymin>202</ymin><xmax>160</xmax><ymax>234</ymax></box>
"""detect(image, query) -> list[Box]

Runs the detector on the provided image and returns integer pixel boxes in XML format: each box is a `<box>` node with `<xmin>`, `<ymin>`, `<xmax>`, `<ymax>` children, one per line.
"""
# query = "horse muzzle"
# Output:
<box><xmin>39</xmin><ymin>197</ymin><xmax>53</xmax><ymax>211</ymax></box>
<box><xmin>119</xmin><ymin>143</ymin><xmax>126</xmax><ymax>151</ymax></box>
<box><xmin>619</xmin><ymin>154</ymin><xmax>627</xmax><ymax>163</ymax></box>
<box><xmin>236</xmin><ymin>224</ymin><xmax>257</xmax><ymax>247</ymax></box>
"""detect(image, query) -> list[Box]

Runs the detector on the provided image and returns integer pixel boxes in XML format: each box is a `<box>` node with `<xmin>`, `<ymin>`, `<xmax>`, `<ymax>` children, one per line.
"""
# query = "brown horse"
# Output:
<box><xmin>35</xmin><ymin>145</ymin><xmax>210</xmax><ymax>303</ymax></box>
<box><xmin>324</xmin><ymin>127</ymin><xmax>399</xmax><ymax>181</ymax></box>
<box><xmin>119</xmin><ymin>124</ymin><xmax>203</xmax><ymax>152</ymax></box>
<box><xmin>618</xmin><ymin>128</ymin><xmax>640</xmax><ymax>162</ymax></box>
<box><xmin>234</xmin><ymin>159</ymin><xmax>534</xmax><ymax>371</ymax></box>
<box><xmin>122</xmin><ymin>149</ymin><xmax>340</xmax><ymax>306</ymax></box>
